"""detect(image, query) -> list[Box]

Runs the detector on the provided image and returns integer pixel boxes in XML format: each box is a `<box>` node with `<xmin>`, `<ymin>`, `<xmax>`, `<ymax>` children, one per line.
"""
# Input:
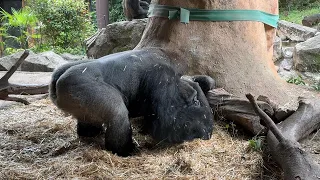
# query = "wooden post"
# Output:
<box><xmin>96</xmin><ymin>0</ymin><xmax>109</xmax><ymax>29</ymax></box>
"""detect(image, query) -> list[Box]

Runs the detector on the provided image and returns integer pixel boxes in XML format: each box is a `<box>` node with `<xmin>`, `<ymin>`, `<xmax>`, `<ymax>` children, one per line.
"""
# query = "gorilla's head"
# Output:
<box><xmin>151</xmin><ymin>79</ymin><xmax>214</xmax><ymax>143</ymax></box>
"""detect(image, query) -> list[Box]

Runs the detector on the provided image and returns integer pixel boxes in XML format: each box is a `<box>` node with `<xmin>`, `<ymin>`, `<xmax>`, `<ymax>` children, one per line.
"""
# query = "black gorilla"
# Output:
<box><xmin>50</xmin><ymin>50</ymin><xmax>214</xmax><ymax>156</ymax></box>
<box><xmin>122</xmin><ymin>0</ymin><xmax>150</xmax><ymax>20</ymax></box>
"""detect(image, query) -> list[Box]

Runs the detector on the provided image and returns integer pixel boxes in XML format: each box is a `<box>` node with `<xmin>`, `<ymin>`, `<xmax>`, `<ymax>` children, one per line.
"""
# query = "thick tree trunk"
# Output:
<box><xmin>135</xmin><ymin>0</ymin><xmax>309</xmax><ymax>106</ymax></box>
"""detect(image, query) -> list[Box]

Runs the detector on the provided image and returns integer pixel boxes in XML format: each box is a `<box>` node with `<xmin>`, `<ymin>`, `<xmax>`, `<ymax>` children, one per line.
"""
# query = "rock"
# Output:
<box><xmin>282</xmin><ymin>47</ymin><xmax>294</xmax><ymax>58</ymax></box>
<box><xmin>302</xmin><ymin>72</ymin><xmax>320</xmax><ymax>82</ymax></box>
<box><xmin>61</xmin><ymin>53</ymin><xmax>87</xmax><ymax>61</ymax></box>
<box><xmin>22</xmin><ymin>51</ymin><xmax>68</xmax><ymax>72</ymax></box>
<box><xmin>86</xmin><ymin>19</ymin><xmax>147</xmax><ymax>58</ymax></box>
<box><xmin>277</xmin><ymin>20</ymin><xmax>318</xmax><ymax>42</ymax></box>
<box><xmin>280</xmin><ymin>58</ymin><xmax>293</xmax><ymax>71</ymax></box>
<box><xmin>277</xmin><ymin>69</ymin><xmax>299</xmax><ymax>81</ymax></box>
<box><xmin>293</xmin><ymin>35</ymin><xmax>320</xmax><ymax>72</ymax></box>
<box><xmin>0</xmin><ymin>50</ymin><xmax>35</xmax><ymax>71</ymax></box>
<box><xmin>273</xmin><ymin>36</ymin><xmax>282</xmax><ymax>62</ymax></box>
<box><xmin>316</xmin><ymin>32</ymin><xmax>320</xmax><ymax>36</ymax></box>
<box><xmin>302</xmin><ymin>14</ymin><xmax>320</xmax><ymax>27</ymax></box>
<box><xmin>0</xmin><ymin>51</ymin><xmax>68</xmax><ymax>72</ymax></box>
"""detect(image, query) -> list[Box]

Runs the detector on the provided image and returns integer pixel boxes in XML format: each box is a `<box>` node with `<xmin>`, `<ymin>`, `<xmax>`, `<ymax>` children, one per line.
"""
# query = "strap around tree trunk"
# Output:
<box><xmin>148</xmin><ymin>4</ymin><xmax>279</xmax><ymax>28</ymax></box>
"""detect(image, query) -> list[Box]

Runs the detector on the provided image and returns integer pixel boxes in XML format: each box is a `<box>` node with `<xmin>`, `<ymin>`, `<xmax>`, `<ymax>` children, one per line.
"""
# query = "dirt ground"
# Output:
<box><xmin>0</xmin><ymin>96</ymin><xmax>319</xmax><ymax>179</ymax></box>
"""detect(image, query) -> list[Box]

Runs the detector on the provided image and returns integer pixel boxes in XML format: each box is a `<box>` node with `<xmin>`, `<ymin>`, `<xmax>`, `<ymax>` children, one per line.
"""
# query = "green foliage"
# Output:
<box><xmin>248</xmin><ymin>137</ymin><xmax>264</xmax><ymax>152</ymax></box>
<box><xmin>280</xmin><ymin>6</ymin><xmax>320</xmax><ymax>24</ymax></box>
<box><xmin>28</xmin><ymin>0</ymin><xmax>95</xmax><ymax>49</ymax></box>
<box><xmin>287</xmin><ymin>75</ymin><xmax>306</xmax><ymax>85</ymax></box>
<box><xmin>0</xmin><ymin>7</ymin><xmax>39</xmax><ymax>49</ymax></box>
<box><xmin>109</xmin><ymin>0</ymin><xmax>126</xmax><ymax>23</ymax></box>
<box><xmin>4</xmin><ymin>47</ymin><xmax>24</xmax><ymax>55</ymax></box>
<box><xmin>312</xmin><ymin>82</ymin><xmax>320</xmax><ymax>91</ymax></box>
<box><xmin>279</xmin><ymin>0</ymin><xmax>320</xmax><ymax>11</ymax></box>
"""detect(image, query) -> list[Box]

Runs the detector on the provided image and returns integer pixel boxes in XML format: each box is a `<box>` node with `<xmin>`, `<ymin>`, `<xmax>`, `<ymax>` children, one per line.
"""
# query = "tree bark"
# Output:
<box><xmin>135</xmin><ymin>0</ymin><xmax>309</xmax><ymax>106</ymax></box>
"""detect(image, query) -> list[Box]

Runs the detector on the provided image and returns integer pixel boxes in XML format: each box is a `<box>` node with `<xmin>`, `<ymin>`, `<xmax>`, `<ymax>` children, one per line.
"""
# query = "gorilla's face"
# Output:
<box><xmin>154</xmin><ymin>79</ymin><xmax>214</xmax><ymax>143</ymax></box>
<box><xmin>172</xmin><ymin>105</ymin><xmax>213</xmax><ymax>143</ymax></box>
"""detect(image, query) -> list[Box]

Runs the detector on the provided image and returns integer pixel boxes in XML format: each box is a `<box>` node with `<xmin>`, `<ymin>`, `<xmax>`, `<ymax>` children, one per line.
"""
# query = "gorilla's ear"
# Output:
<box><xmin>178</xmin><ymin>80</ymin><xmax>200</xmax><ymax>106</ymax></box>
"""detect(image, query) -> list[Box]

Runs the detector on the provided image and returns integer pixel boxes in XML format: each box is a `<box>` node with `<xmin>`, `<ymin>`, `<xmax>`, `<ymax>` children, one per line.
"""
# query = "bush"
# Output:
<box><xmin>0</xmin><ymin>7</ymin><xmax>39</xmax><ymax>50</ymax></box>
<box><xmin>109</xmin><ymin>0</ymin><xmax>125</xmax><ymax>23</ymax></box>
<box><xmin>279</xmin><ymin>0</ymin><xmax>320</xmax><ymax>10</ymax></box>
<box><xmin>28</xmin><ymin>0</ymin><xmax>95</xmax><ymax>49</ymax></box>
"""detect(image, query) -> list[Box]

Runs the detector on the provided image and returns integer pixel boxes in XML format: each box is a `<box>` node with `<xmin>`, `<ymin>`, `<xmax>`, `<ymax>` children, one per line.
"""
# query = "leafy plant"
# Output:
<box><xmin>109</xmin><ymin>0</ymin><xmax>126</xmax><ymax>23</ymax></box>
<box><xmin>0</xmin><ymin>7</ymin><xmax>40</xmax><ymax>50</ymax></box>
<box><xmin>312</xmin><ymin>82</ymin><xmax>320</xmax><ymax>91</ymax></box>
<box><xmin>248</xmin><ymin>136</ymin><xmax>264</xmax><ymax>151</ymax></box>
<box><xmin>0</xmin><ymin>27</ymin><xmax>6</xmax><ymax>56</ymax></box>
<box><xmin>287</xmin><ymin>75</ymin><xmax>305</xmax><ymax>85</ymax></box>
<box><xmin>28</xmin><ymin>0</ymin><xmax>95</xmax><ymax>49</ymax></box>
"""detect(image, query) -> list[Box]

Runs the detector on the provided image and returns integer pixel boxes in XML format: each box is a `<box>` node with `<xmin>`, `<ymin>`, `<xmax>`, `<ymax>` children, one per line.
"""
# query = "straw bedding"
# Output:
<box><xmin>0</xmin><ymin>98</ymin><xmax>281</xmax><ymax>179</ymax></box>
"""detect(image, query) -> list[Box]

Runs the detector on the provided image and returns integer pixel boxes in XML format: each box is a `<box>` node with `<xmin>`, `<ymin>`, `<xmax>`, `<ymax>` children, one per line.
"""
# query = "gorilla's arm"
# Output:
<box><xmin>192</xmin><ymin>75</ymin><xmax>216</xmax><ymax>93</ymax></box>
<box><xmin>181</xmin><ymin>75</ymin><xmax>215</xmax><ymax>93</ymax></box>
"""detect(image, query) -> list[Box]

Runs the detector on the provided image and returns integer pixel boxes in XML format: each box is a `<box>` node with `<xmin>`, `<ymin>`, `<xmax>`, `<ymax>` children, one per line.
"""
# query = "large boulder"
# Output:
<box><xmin>0</xmin><ymin>50</ymin><xmax>68</xmax><ymax>72</ymax></box>
<box><xmin>273</xmin><ymin>36</ymin><xmax>282</xmax><ymax>62</ymax></box>
<box><xmin>277</xmin><ymin>20</ymin><xmax>318</xmax><ymax>42</ymax></box>
<box><xmin>86</xmin><ymin>19</ymin><xmax>147</xmax><ymax>59</ymax></box>
<box><xmin>61</xmin><ymin>53</ymin><xmax>88</xmax><ymax>62</ymax></box>
<box><xmin>0</xmin><ymin>51</ymin><xmax>36</xmax><ymax>71</ymax></box>
<box><xmin>293</xmin><ymin>35</ymin><xmax>320</xmax><ymax>72</ymax></box>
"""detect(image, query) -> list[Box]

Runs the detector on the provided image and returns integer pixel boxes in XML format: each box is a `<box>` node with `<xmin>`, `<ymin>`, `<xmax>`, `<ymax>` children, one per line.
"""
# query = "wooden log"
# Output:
<box><xmin>207</xmin><ymin>88</ymin><xmax>274</xmax><ymax>135</ymax></box>
<box><xmin>0</xmin><ymin>50</ymin><xmax>49</xmax><ymax>104</ymax></box>
<box><xmin>246</xmin><ymin>93</ymin><xmax>320</xmax><ymax>180</ymax></box>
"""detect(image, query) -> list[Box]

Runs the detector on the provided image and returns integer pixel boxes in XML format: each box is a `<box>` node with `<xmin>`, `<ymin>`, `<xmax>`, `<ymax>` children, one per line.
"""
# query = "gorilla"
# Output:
<box><xmin>50</xmin><ymin>50</ymin><xmax>214</xmax><ymax>156</ymax></box>
<box><xmin>122</xmin><ymin>0</ymin><xmax>150</xmax><ymax>20</ymax></box>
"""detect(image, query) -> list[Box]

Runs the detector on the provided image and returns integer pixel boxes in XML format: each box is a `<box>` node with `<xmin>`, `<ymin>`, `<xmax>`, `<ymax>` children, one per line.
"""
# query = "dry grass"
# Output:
<box><xmin>0</xmin><ymin>98</ymin><xmax>266</xmax><ymax>179</ymax></box>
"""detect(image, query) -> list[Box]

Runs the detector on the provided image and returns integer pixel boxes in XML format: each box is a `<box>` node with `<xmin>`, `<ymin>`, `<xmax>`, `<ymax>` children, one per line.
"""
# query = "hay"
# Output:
<box><xmin>0</xmin><ymin>98</ymin><xmax>265</xmax><ymax>179</ymax></box>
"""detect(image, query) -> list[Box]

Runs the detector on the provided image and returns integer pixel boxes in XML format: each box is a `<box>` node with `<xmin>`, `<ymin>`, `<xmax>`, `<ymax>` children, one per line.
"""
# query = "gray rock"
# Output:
<box><xmin>0</xmin><ymin>50</ymin><xmax>35</xmax><ymax>71</ymax></box>
<box><xmin>293</xmin><ymin>35</ymin><xmax>320</xmax><ymax>72</ymax></box>
<box><xmin>316</xmin><ymin>32</ymin><xmax>320</xmax><ymax>36</ymax></box>
<box><xmin>61</xmin><ymin>53</ymin><xmax>87</xmax><ymax>61</ymax></box>
<box><xmin>280</xmin><ymin>58</ymin><xmax>293</xmax><ymax>71</ymax></box>
<box><xmin>303</xmin><ymin>72</ymin><xmax>320</xmax><ymax>82</ymax></box>
<box><xmin>277</xmin><ymin>20</ymin><xmax>318</xmax><ymax>42</ymax></box>
<box><xmin>282</xmin><ymin>47</ymin><xmax>294</xmax><ymax>58</ymax></box>
<box><xmin>86</xmin><ymin>19</ymin><xmax>147</xmax><ymax>59</ymax></box>
<box><xmin>273</xmin><ymin>36</ymin><xmax>282</xmax><ymax>62</ymax></box>
<box><xmin>277</xmin><ymin>69</ymin><xmax>299</xmax><ymax>81</ymax></box>
<box><xmin>21</xmin><ymin>51</ymin><xmax>68</xmax><ymax>72</ymax></box>
<box><xmin>0</xmin><ymin>50</ymin><xmax>68</xmax><ymax>72</ymax></box>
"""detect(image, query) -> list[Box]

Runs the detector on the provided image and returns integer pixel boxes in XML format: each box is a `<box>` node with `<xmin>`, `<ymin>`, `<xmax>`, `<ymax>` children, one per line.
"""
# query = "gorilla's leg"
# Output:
<box><xmin>77</xmin><ymin>121</ymin><xmax>103</xmax><ymax>137</ymax></box>
<box><xmin>55</xmin><ymin>73</ymin><xmax>135</xmax><ymax>156</ymax></box>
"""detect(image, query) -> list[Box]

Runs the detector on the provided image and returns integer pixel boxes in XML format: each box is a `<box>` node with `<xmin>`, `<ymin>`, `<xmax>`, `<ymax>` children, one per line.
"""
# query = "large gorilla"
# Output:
<box><xmin>122</xmin><ymin>0</ymin><xmax>150</xmax><ymax>20</ymax></box>
<box><xmin>50</xmin><ymin>50</ymin><xmax>214</xmax><ymax>156</ymax></box>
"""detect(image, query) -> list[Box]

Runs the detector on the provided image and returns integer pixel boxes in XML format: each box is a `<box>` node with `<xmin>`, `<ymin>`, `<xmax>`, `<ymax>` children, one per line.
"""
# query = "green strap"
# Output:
<box><xmin>148</xmin><ymin>4</ymin><xmax>279</xmax><ymax>28</ymax></box>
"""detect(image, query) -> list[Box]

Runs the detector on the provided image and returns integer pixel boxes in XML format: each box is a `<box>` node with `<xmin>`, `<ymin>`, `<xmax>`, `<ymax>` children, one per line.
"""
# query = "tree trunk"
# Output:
<box><xmin>135</xmin><ymin>0</ymin><xmax>308</xmax><ymax>106</ymax></box>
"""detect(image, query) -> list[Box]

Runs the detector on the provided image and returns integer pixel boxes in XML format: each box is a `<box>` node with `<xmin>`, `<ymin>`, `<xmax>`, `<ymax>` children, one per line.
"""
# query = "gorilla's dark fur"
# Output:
<box><xmin>50</xmin><ymin>50</ymin><xmax>214</xmax><ymax>156</ymax></box>
<box><xmin>122</xmin><ymin>0</ymin><xmax>150</xmax><ymax>20</ymax></box>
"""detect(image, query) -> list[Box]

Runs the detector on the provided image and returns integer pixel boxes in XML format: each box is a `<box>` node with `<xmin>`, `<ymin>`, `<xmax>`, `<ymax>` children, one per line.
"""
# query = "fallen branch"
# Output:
<box><xmin>246</xmin><ymin>93</ymin><xmax>320</xmax><ymax>180</ymax></box>
<box><xmin>0</xmin><ymin>50</ymin><xmax>49</xmax><ymax>105</ymax></box>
